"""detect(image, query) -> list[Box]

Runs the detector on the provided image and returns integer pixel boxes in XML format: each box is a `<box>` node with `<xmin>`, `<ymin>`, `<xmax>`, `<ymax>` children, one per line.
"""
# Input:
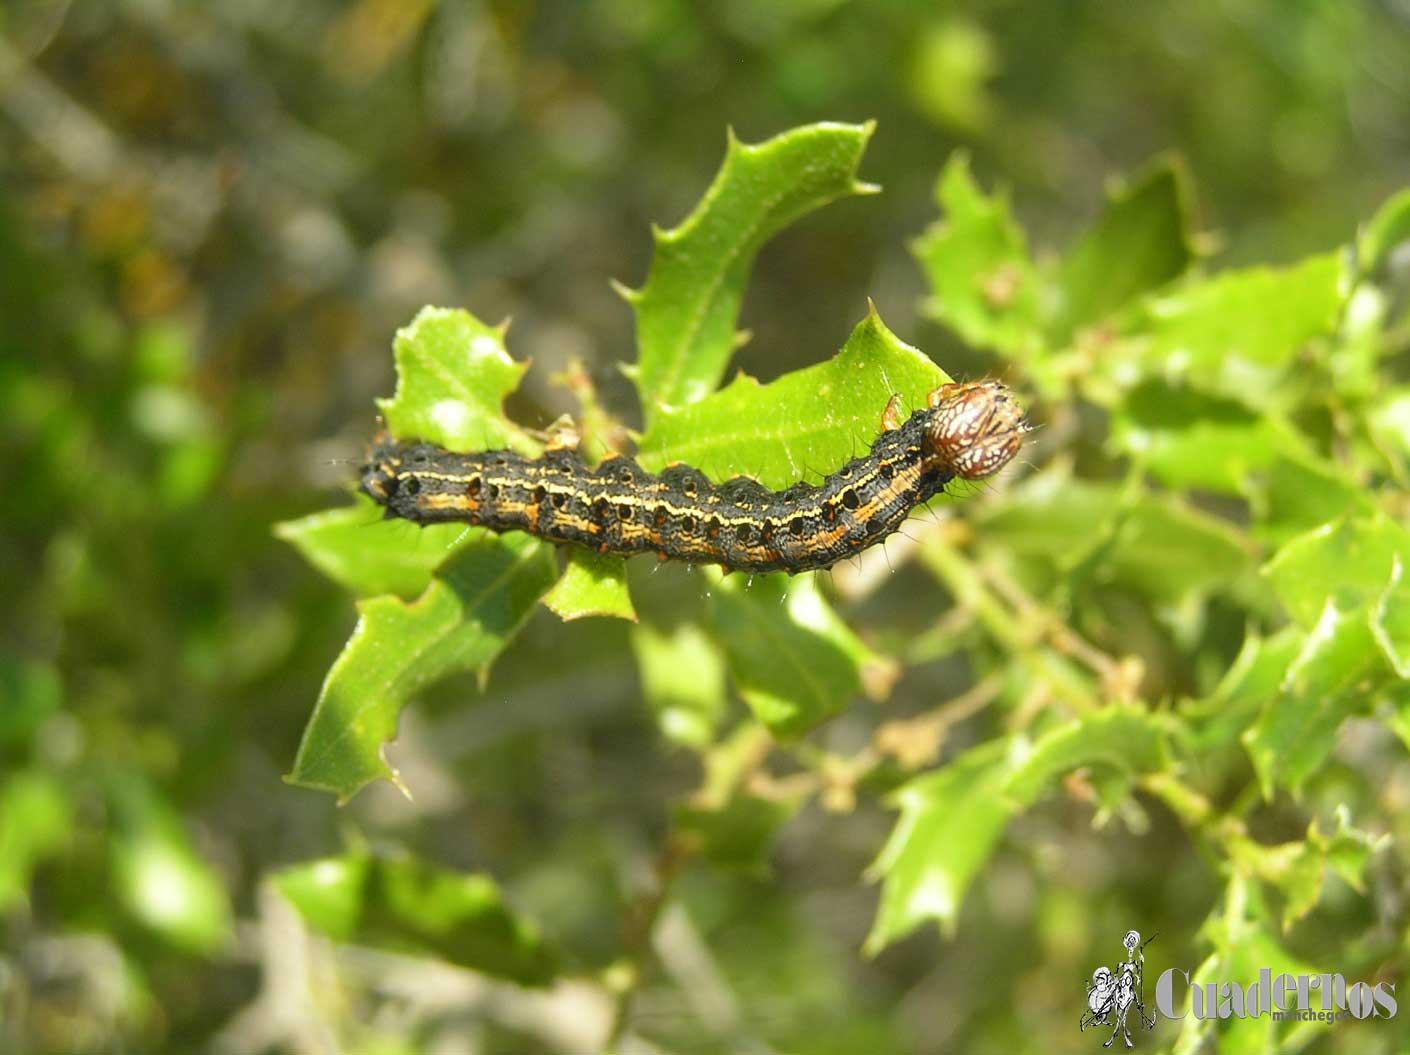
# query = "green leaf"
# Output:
<box><xmin>541</xmin><ymin>549</ymin><xmax>637</xmax><ymax>622</ymax></box>
<box><xmin>1181</xmin><ymin>627</ymin><xmax>1302</xmax><ymax>753</ymax></box>
<box><xmin>1358</xmin><ymin>187</ymin><xmax>1410</xmax><ymax>275</ymax></box>
<box><xmin>629</xmin><ymin>621</ymin><xmax>727</xmax><ymax>748</ymax></box>
<box><xmin>1173</xmin><ymin>875</ymin><xmax>1323</xmax><ymax>1055</ymax></box>
<box><xmin>109</xmin><ymin>784</ymin><xmax>233</xmax><ymax>954</ymax></box>
<box><xmin>977</xmin><ymin>481</ymin><xmax>1252</xmax><ymax>623</ymax></box>
<box><xmin>1242</xmin><ymin>598</ymin><xmax>1384</xmax><ymax>799</ymax></box>
<box><xmin>288</xmin><ymin>534</ymin><xmax>559</xmax><ymax>801</ymax></box>
<box><xmin>1002</xmin><ymin>706</ymin><xmax>1173</xmax><ymax>804</ymax></box>
<box><xmin>377</xmin><ymin>306</ymin><xmax>532</xmax><ymax>453</ymax></box>
<box><xmin>638</xmin><ymin>305</ymin><xmax>948</xmax><ymax>489</ymax></box>
<box><xmin>1052</xmin><ymin>157</ymin><xmax>1195</xmax><ymax>340</ymax></box>
<box><xmin>972</xmin><ymin>469</ymin><xmax>1121</xmax><ymax>566</ymax></box>
<box><xmin>912</xmin><ymin>154</ymin><xmax>1043</xmax><ymax>358</ymax></box>
<box><xmin>1120</xmin><ymin>253</ymin><xmax>1347</xmax><ymax>405</ymax></box>
<box><xmin>0</xmin><ymin>770</ymin><xmax>71</xmax><ymax>912</ymax></box>
<box><xmin>1228</xmin><ymin>806</ymin><xmax>1387</xmax><ymax>931</ymax></box>
<box><xmin>282</xmin><ymin>306</ymin><xmax>545</xmax><ymax>602</ymax></box>
<box><xmin>865</xmin><ymin>739</ymin><xmax>1012</xmax><ymax>951</ymax></box>
<box><xmin>1112</xmin><ymin>381</ymin><xmax>1298</xmax><ymax>494</ymax></box>
<box><xmin>276</xmin><ymin>847</ymin><xmax>559</xmax><ymax>986</ymax></box>
<box><xmin>1372</xmin><ymin>555</ymin><xmax>1410</xmax><ymax>677</ymax></box>
<box><xmin>674</xmin><ymin>789</ymin><xmax>806</xmax><ymax>876</ymax></box>
<box><xmin>1103</xmin><ymin>494</ymin><xmax>1253</xmax><ymax>605</ymax></box>
<box><xmin>0</xmin><ymin>656</ymin><xmax>62</xmax><ymax>750</ymax></box>
<box><xmin>275</xmin><ymin>496</ymin><xmax>479</xmax><ymax>599</ymax></box>
<box><xmin>627</xmin><ymin>122</ymin><xmax>878</xmax><ymax>420</ymax></box>
<box><xmin>1263</xmin><ymin>515</ymin><xmax>1410</xmax><ymax>629</ymax></box>
<box><xmin>1247</xmin><ymin>454</ymin><xmax>1376</xmax><ymax>549</ymax></box>
<box><xmin>866</xmin><ymin>707</ymin><xmax>1170</xmax><ymax>950</ymax></box>
<box><xmin>708</xmin><ymin>573</ymin><xmax>888</xmax><ymax>738</ymax></box>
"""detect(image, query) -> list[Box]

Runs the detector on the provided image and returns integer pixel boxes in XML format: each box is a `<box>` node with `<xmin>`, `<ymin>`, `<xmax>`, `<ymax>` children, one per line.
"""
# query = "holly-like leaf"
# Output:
<box><xmin>866</xmin><ymin>707</ymin><xmax>1170</xmax><ymax>951</ymax></box>
<box><xmin>625</xmin><ymin>122</ymin><xmax>878</xmax><ymax>421</ymax></box>
<box><xmin>1102</xmin><ymin>493</ymin><xmax>1254</xmax><ymax>605</ymax></box>
<box><xmin>1247</xmin><ymin>454</ymin><xmax>1376</xmax><ymax>549</ymax></box>
<box><xmin>288</xmin><ymin>534</ymin><xmax>559</xmax><ymax>801</ymax></box>
<box><xmin>377</xmin><ymin>306</ymin><xmax>532</xmax><ymax>454</ymax></box>
<box><xmin>1172</xmin><ymin>875</ymin><xmax>1324</xmax><ymax>1055</ymax></box>
<box><xmin>1181</xmin><ymin>627</ymin><xmax>1302</xmax><ymax>753</ymax></box>
<box><xmin>1112</xmin><ymin>381</ymin><xmax>1301</xmax><ymax>495</ymax></box>
<box><xmin>276</xmin><ymin>496</ymin><xmax>478</xmax><ymax>599</ymax></box>
<box><xmin>912</xmin><ymin>154</ymin><xmax>1043</xmax><ymax>358</ymax></box>
<box><xmin>637</xmin><ymin>305</ymin><xmax>949</xmax><ymax>489</ymax></box>
<box><xmin>276</xmin><ymin>847</ymin><xmax>559</xmax><ymax>986</ymax></box>
<box><xmin>1242</xmin><ymin>598</ymin><xmax>1386</xmax><ymax>799</ymax></box>
<box><xmin>1227</xmin><ymin>806</ymin><xmax>1388</xmax><ymax>931</ymax></box>
<box><xmin>541</xmin><ymin>548</ymin><xmax>637</xmax><ymax>622</ymax></box>
<box><xmin>708</xmin><ymin>573</ymin><xmax>890</xmax><ymax>739</ymax></box>
<box><xmin>1372</xmin><ymin>555</ymin><xmax>1410</xmax><ymax>677</ymax></box>
<box><xmin>915</xmin><ymin>155</ymin><xmax>1195</xmax><ymax>357</ymax></box>
<box><xmin>1051</xmin><ymin>156</ymin><xmax>1196</xmax><ymax>341</ymax></box>
<box><xmin>1263</xmin><ymin>515</ymin><xmax>1410</xmax><ymax>630</ymax></box>
<box><xmin>1118</xmin><ymin>253</ymin><xmax>1347</xmax><ymax>406</ymax></box>
<box><xmin>864</xmin><ymin>739</ymin><xmax>1012</xmax><ymax>952</ymax></box>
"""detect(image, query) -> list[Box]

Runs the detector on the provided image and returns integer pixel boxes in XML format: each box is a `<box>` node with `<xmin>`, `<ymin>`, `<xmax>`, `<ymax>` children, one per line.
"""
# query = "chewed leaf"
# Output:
<box><xmin>914</xmin><ymin>154</ymin><xmax>1195</xmax><ymax>357</ymax></box>
<box><xmin>280</xmin><ymin>310</ymin><xmax>547</xmax><ymax>602</ymax></box>
<box><xmin>913</xmin><ymin>155</ymin><xmax>1043</xmax><ymax>358</ymax></box>
<box><xmin>276</xmin><ymin>847</ymin><xmax>560</xmax><ymax>986</ymax></box>
<box><xmin>287</xmin><ymin>534</ymin><xmax>558</xmax><ymax>801</ymax></box>
<box><xmin>377</xmin><ymin>306</ymin><xmax>534</xmax><ymax>454</ymax></box>
<box><xmin>627</xmin><ymin>122</ymin><xmax>878</xmax><ymax>422</ymax></box>
<box><xmin>541</xmin><ymin>548</ymin><xmax>637</xmax><ymax>622</ymax></box>
<box><xmin>637</xmin><ymin>305</ymin><xmax>948</xmax><ymax>489</ymax></box>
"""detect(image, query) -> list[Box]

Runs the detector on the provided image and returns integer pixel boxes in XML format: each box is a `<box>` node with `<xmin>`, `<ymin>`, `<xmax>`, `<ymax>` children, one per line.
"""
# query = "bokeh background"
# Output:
<box><xmin>3</xmin><ymin>2</ymin><xmax>1409</xmax><ymax>1053</ymax></box>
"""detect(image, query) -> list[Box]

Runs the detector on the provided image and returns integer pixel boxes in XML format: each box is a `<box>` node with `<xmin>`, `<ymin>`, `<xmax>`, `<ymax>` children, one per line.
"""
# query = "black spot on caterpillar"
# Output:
<box><xmin>360</xmin><ymin>380</ymin><xmax>1029</xmax><ymax>575</ymax></box>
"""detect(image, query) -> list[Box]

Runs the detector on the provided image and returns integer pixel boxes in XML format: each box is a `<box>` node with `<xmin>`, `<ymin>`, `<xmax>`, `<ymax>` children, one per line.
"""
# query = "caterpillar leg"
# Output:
<box><xmin>544</xmin><ymin>423</ymin><xmax>582</xmax><ymax>452</ymax></box>
<box><xmin>880</xmin><ymin>394</ymin><xmax>903</xmax><ymax>432</ymax></box>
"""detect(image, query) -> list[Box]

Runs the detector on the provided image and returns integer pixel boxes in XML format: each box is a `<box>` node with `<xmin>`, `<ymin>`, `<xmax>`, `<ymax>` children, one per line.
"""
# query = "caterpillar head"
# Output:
<box><xmin>924</xmin><ymin>380</ymin><xmax>1028</xmax><ymax>480</ymax></box>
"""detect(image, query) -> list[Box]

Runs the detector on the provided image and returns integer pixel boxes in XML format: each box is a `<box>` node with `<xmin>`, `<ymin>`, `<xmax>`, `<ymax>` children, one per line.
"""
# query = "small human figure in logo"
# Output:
<box><xmin>1083</xmin><ymin>966</ymin><xmax>1117</xmax><ymax>1029</ymax></box>
<box><xmin>1081</xmin><ymin>930</ymin><xmax>1157</xmax><ymax>1048</ymax></box>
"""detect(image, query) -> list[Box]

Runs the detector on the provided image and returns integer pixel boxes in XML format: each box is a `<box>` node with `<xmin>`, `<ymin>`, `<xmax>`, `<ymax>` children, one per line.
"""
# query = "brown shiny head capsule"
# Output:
<box><xmin>923</xmin><ymin>380</ymin><xmax>1029</xmax><ymax>480</ymax></box>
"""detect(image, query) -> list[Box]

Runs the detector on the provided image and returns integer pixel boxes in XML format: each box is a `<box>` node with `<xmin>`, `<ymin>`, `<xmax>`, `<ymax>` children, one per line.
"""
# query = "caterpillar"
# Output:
<box><xmin>360</xmin><ymin>380</ymin><xmax>1028</xmax><ymax>575</ymax></box>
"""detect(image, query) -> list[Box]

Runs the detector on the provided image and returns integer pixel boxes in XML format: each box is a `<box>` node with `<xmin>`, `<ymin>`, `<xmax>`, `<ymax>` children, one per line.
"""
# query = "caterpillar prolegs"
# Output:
<box><xmin>360</xmin><ymin>380</ymin><xmax>1029</xmax><ymax>575</ymax></box>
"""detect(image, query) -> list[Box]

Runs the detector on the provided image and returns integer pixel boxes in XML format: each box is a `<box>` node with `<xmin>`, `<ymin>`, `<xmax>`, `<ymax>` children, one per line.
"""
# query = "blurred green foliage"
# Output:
<box><xmin>2</xmin><ymin>3</ymin><xmax>1410</xmax><ymax>1055</ymax></box>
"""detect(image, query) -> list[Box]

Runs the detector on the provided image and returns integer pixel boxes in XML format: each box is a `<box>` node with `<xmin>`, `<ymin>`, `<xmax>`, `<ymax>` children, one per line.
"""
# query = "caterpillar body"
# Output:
<box><xmin>360</xmin><ymin>380</ymin><xmax>1028</xmax><ymax>575</ymax></box>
